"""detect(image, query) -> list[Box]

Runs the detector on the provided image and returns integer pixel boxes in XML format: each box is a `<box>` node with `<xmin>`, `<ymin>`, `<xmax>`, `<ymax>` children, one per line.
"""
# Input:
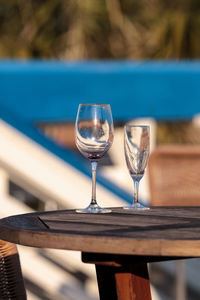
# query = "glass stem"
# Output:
<box><xmin>91</xmin><ymin>161</ymin><xmax>98</xmax><ymax>206</ymax></box>
<box><xmin>133</xmin><ymin>178</ymin><xmax>140</xmax><ymax>204</ymax></box>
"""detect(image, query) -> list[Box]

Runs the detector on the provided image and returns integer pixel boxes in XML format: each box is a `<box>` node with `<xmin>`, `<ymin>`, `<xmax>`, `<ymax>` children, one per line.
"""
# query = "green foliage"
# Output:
<box><xmin>0</xmin><ymin>0</ymin><xmax>200</xmax><ymax>58</ymax></box>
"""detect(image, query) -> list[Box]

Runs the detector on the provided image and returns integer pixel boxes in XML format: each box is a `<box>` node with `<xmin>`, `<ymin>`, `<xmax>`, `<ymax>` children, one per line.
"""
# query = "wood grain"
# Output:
<box><xmin>1</xmin><ymin>207</ymin><xmax>200</xmax><ymax>256</ymax></box>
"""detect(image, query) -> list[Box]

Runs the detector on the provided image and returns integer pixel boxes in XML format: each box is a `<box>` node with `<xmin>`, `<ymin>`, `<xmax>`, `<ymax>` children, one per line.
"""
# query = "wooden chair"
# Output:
<box><xmin>148</xmin><ymin>144</ymin><xmax>200</xmax><ymax>300</ymax></box>
<box><xmin>148</xmin><ymin>145</ymin><xmax>200</xmax><ymax>206</ymax></box>
<box><xmin>0</xmin><ymin>239</ymin><xmax>27</xmax><ymax>299</ymax></box>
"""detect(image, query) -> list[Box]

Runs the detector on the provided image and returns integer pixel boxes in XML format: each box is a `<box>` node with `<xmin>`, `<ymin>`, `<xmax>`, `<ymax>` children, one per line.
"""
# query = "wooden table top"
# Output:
<box><xmin>1</xmin><ymin>207</ymin><xmax>200</xmax><ymax>257</ymax></box>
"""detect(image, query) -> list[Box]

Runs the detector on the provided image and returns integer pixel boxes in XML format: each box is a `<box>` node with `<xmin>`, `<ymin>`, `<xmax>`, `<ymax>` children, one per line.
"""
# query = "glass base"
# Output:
<box><xmin>76</xmin><ymin>204</ymin><xmax>112</xmax><ymax>214</ymax></box>
<box><xmin>123</xmin><ymin>202</ymin><xmax>150</xmax><ymax>210</ymax></box>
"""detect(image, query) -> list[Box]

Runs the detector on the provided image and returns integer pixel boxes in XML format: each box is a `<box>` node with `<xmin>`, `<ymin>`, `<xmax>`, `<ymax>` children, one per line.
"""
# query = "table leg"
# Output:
<box><xmin>82</xmin><ymin>253</ymin><xmax>152</xmax><ymax>300</ymax></box>
<box><xmin>95</xmin><ymin>265</ymin><xmax>118</xmax><ymax>300</ymax></box>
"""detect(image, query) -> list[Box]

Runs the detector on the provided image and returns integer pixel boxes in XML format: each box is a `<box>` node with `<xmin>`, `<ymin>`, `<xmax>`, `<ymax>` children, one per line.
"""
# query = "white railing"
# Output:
<box><xmin>0</xmin><ymin>120</ymin><xmax>125</xmax><ymax>210</ymax></box>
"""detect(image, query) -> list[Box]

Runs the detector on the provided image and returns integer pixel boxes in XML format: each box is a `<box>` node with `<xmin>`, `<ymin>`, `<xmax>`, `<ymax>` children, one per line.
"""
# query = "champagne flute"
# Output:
<box><xmin>124</xmin><ymin>125</ymin><xmax>150</xmax><ymax>210</ymax></box>
<box><xmin>75</xmin><ymin>104</ymin><xmax>114</xmax><ymax>213</ymax></box>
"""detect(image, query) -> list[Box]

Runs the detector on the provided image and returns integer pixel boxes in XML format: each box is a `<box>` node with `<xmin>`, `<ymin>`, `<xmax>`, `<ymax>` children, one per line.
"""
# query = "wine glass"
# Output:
<box><xmin>124</xmin><ymin>125</ymin><xmax>150</xmax><ymax>210</ymax></box>
<box><xmin>75</xmin><ymin>104</ymin><xmax>114</xmax><ymax>213</ymax></box>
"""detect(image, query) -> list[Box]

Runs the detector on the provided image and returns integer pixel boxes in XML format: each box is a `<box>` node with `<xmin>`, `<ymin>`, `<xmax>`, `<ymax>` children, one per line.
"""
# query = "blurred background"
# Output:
<box><xmin>1</xmin><ymin>0</ymin><xmax>200</xmax><ymax>59</ymax></box>
<box><xmin>0</xmin><ymin>0</ymin><xmax>200</xmax><ymax>300</ymax></box>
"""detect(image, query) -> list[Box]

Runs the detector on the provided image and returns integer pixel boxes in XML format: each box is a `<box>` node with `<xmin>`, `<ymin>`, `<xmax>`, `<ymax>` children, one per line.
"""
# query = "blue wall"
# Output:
<box><xmin>0</xmin><ymin>60</ymin><xmax>200</xmax><ymax>123</ymax></box>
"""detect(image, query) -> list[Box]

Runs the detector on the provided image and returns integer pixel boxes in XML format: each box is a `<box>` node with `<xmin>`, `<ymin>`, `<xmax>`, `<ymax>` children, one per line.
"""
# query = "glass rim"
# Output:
<box><xmin>79</xmin><ymin>103</ymin><xmax>110</xmax><ymax>106</ymax></box>
<box><xmin>124</xmin><ymin>125</ymin><xmax>150</xmax><ymax>129</ymax></box>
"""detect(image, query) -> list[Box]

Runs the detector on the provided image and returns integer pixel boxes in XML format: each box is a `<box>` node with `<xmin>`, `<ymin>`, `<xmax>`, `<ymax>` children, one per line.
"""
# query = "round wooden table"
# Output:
<box><xmin>1</xmin><ymin>207</ymin><xmax>200</xmax><ymax>300</ymax></box>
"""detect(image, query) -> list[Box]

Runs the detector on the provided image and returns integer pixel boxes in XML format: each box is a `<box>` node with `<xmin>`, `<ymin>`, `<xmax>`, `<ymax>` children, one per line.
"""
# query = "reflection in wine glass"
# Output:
<box><xmin>75</xmin><ymin>104</ymin><xmax>114</xmax><ymax>213</ymax></box>
<box><xmin>124</xmin><ymin>125</ymin><xmax>150</xmax><ymax>210</ymax></box>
